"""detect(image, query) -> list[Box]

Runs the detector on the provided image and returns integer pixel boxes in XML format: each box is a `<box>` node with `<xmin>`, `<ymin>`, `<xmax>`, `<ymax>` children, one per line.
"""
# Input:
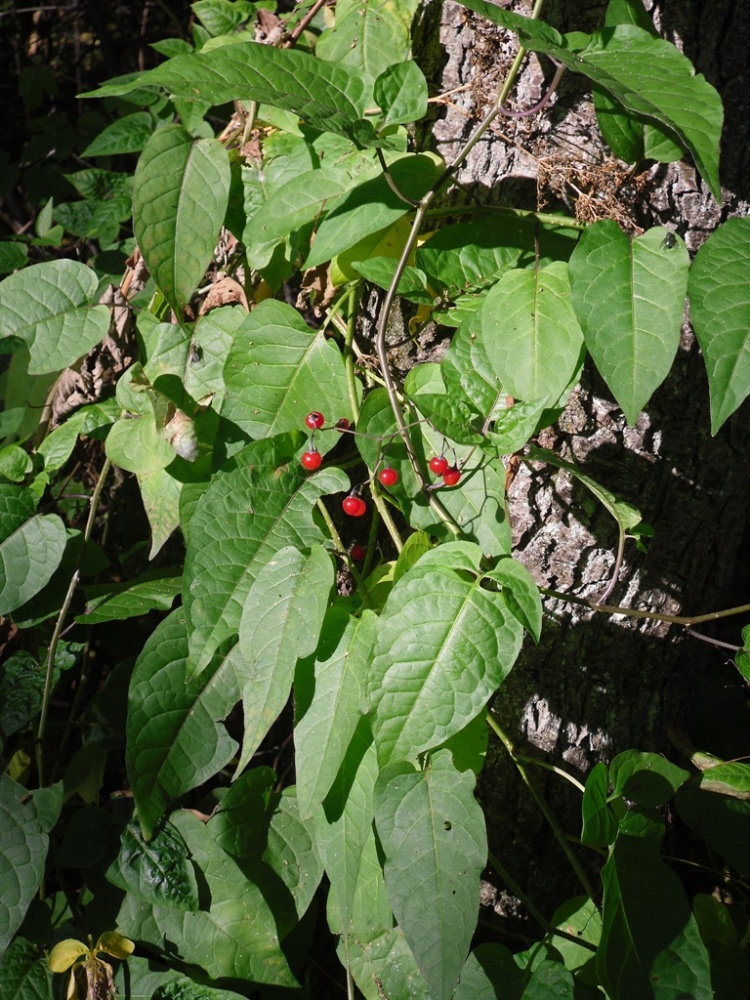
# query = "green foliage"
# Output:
<box><xmin>1</xmin><ymin>2</ymin><xmax>748</xmax><ymax>999</ymax></box>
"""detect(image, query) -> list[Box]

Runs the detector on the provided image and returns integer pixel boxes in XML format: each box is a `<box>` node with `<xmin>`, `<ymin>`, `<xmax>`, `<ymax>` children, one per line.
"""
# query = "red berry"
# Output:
<box><xmin>442</xmin><ymin>466</ymin><xmax>461</xmax><ymax>486</ymax></box>
<box><xmin>429</xmin><ymin>455</ymin><xmax>449</xmax><ymax>475</ymax></box>
<box><xmin>305</xmin><ymin>411</ymin><xmax>325</xmax><ymax>429</ymax></box>
<box><xmin>378</xmin><ymin>467</ymin><xmax>398</xmax><ymax>487</ymax></box>
<box><xmin>301</xmin><ymin>450</ymin><xmax>322</xmax><ymax>470</ymax></box>
<box><xmin>349</xmin><ymin>543</ymin><xmax>367</xmax><ymax>561</ymax></box>
<box><xmin>342</xmin><ymin>495</ymin><xmax>367</xmax><ymax>517</ymax></box>
<box><xmin>335</xmin><ymin>418</ymin><xmax>351</xmax><ymax>433</ymax></box>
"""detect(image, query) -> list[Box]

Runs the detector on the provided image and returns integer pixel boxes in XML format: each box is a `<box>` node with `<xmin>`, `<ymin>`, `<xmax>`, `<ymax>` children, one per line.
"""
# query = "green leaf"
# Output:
<box><xmin>137</xmin><ymin>467</ymin><xmax>182</xmax><ymax>559</ymax></box>
<box><xmin>477</xmin><ymin>261</ymin><xmax>585</xmax><ymax>404</ymax></box>
<box><xmin>598</xmin><ymin>834</ymin><xmax>711</xmax><ymax>999</ymax></box>
<box><xmin>107</xmin><ymin>820</ymin><xmax>200</xmax><ymax>910</ymax></box>
<box><xmin>570</xmin><ymin>27</ymin><xmax>723</xmax><ymax>201</ymax></box>
<box><xmin>295</xmin><ymin>609</ymin><xmax>376</xmax><ymax>818</ymax></box>
<box><xmin>183</xmin><ymin>436</ymin><xmax>349</xmax><ymax>672</ymax></box>
<box><xmin>550</xmin><ymin>895</ymin><xmax>603</xmax><ymax>975</ymax></box>
<box><xmin>456</xmin><ymin>9</ymin><xmax>722</xmax><ymax>198</ymax></box>
<box><xmin>676</xmin><ymin>788</ymin><xmax>750</xmax><ymax>877</ymax></box>
<box><xmin>454</xmin><ymin>944</ymin><xmax>526</xmax><ymax>999</ymax></box>
<box><xmin>569</xmin><ymin>222</ymin><xmax>689</xmax><ymax>424</ymax></box>
<box><xmin>193</xmin><ymin>0</ymin><xmax>251</xmax><ymax>36</ymax></box>
<box><xmin>697</xmin><ymin>761</ymin><xmax>750</xmax><ymax>798</ymax></box>
<box><xmin>211</xmin><ymin>775</ymin><xmax>324</xmax><ymax>929</ymax></box>
<box><xmin>0</xmin><ymin>260</ymin><xmax>110</xmax><ymax>375</ymax></box>
<box><xmin>126</xmin><ymin>609</ymin><xmax>241</xmax><ymax>840</ymax></box>
<box><xmin>0</xmin><ymin>778</ymin><xmax>62</xmax><ymax>958</ymax></box>
<box><xmin>76</xmin><ymin>572</ymin><xmax>181</xmax><ymax>624</ymax></box>
<box><xmin>581</xmin><ymin>762</ymin><xmax>618</xmax><ymax>848</ymax></box>
<box><xmin>312</xmin><ymin>718</ymin><xmax>378</xmax><ymax>937</ymax></box>
<box><xmin>105</xmin><ymin>413</ymin><xmax>176</xmax><ymax>475</ymax></box>
<box><xmin>375</xmin><ymin>60</ymin><xmax>429</xmax><ymax>128</ymax></box>
<box><xmin>235</xmin><ymin>545</ymin><xmax>334</xmax><ymax>775</ymax></box>
<box><xmin>0</xmin><ymin>445</ymin><xmax>32</xmax><ymax>482</ymax></box>
<box><xmin>0</xmin><ymin>487</ymin><xmax>36</xmax><ymax>542</ymax></box>
<box><xmin>0</xmin><ymin>514</ymin><xmax>67</xmax><ymax>616</ymax></box>
<box><xmin>222</xmin><ymin>300</ymin><xmax>356</xmax><ymax>446</ymax></box>
<box><xmin>528</xmin><ymin>445</ymin><xmax>644</xmax><ymax>536</ymax></box>
<box><xmin>304</xmin><ymin>154</ymin><xmax>443</xmax><ymax>268</ymax></box>
<box><xmin>609</xmin><ymin>750</ymin><xmax>690</xmax><ymax>807</ymax></box>
<box><xmin>0</xmin><ymin>652</ymin><xmax>44</xmax><ymax>738</ymax></box>
<box><xmin>367</xmin><ymin>542</ymin><xmax>523</xmax><ymax>765</ymax></box>
<box><xmin>343</xmin><ymin>924</ymin><xmax>432</xmax><ymax>1000</ymax></box>
<box><xmin>0</xmin><ymin>937</ymin><xmax>53</xmax><ymax>1000</ymax></box>
<box><xmin>374</xmin><ymin>750</ymin><xmax>487</xmax><ymax>1000</ymax></box>
<box><xmin>243</xmin><ymin>165</ymin><xmax>352</xmax><ymax>266</ymax></box>
<box><xmin>116</xmin><ymin>810</ymin><xmax>296</xmax><ymax>986</ymax></box>
<box><xmin>81</xmin><ymin>111</ymin><xmax>154</xmax><ymax>156</ymax></box>
<box><xmin>85</xmin><ymin>42</ymin><xmax>371</xmax><ymax>146</ymax></box>
<box><xmin>317</xmin><ymin>0</ymin><xmax>419</xmax><ymax>82</ymax></box>
<box><xmin>486</xmin><ymin>556</ymin><xmax>543</xmax><ymax>642</ymax></box>
<box><xmin>0</xmin><ymin>242</ymin><xmax>29</xmax><ymax>275</ymax></box>
<box><xmin>688</xmin><ymin>217</ymin><xmax>750</xmax><ymax>433</ymax></box>
<box><xmin>36</xmin><ymin>401</ymin><xmax>117</xmax><ymax>475</ymax></box>
<box><xmin>133</xmin><ymin>125</ymin><xmax>231</xmax><ymax>317</ymax></box>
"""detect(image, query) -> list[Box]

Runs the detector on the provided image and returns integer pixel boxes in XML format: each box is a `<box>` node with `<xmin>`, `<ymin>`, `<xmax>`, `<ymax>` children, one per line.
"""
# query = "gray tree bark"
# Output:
<box><xmin>411</xmin><ymin>0</ymin><xmax>750</xmax><ymax>925</ymax></box>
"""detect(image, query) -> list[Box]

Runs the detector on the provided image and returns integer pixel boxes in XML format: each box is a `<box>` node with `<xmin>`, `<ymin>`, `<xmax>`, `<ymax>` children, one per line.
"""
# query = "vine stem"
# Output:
<box><xmin>36</xmin><ymin>457</ymin><xmax>112</xmax><ymax>788</ymax></box>
<box><xmin>486</xmin><ymin>711</ymin><xmax>597</xmax><ymax>903</ymax></box>
<box><xmin>487</xmin><ymin>849</ymin><xmax>597</xmax><ymax>953</ymax></box>
<box><xmin>374</xmin><ymin>0</ymin><xmax>547</xmax><ymax>534</ymax></box>
<box><xmin>541</xmin><ymin>587</ymin><xmax>750</xmax><ymax>628</ymax></box>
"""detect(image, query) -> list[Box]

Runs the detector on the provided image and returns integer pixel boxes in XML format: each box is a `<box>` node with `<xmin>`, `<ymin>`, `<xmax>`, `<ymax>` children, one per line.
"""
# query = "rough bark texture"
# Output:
<box><xmin>412</xmin><ymin>0</ymin><xmax>750</xmax><ymax>926</ymax></box>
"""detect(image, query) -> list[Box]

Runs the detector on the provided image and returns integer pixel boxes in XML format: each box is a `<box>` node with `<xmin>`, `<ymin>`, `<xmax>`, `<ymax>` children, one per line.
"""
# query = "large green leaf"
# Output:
<box><xmin>367</xmin><ymin>542</ymin><xmax>523</xmax><ymax>765</ymax></box>
<box><xmin>126</xmin><ymin>610</ymin><xmax>241</xmax><ymax>840</ymax></box>
<box><xmin>76</xmin><ymin>572</ymin><xmax>181</xmax><ymax>624</ymax></box>
<box><xmin>0</xmin><ymin>514</ymin><xmax>67</xmax><ymax>616</ymax></box>
<box><xmin>317</xmin><ymin>0</ymin><xmax>419</xmax><ymax>82</ymax></box>
<box><xmin>312</xmin><ymin>719</ymin><xmax>379</xmax><ymax>938</ymax></box>
<box><xmin>222</xmin><ymin>300</ymin><xmax>356</xmax><ymax>447</ymax></box>
<box><xmin>243</xmin><ymin>165</ymin><xmax>352</xmax><ymax>267</ymax></box>
<box><xmin>234</xmin><ymin>545</ymin><xmax>333</xmax><ymax>775</ymax></box>
<box><xmin>183</xmin><ymin>435</ymin><xmax>349</xmax><ymax>673</ymax></box>
<box><xmin>116</xmin><ymin>810</ymin><xmax>297</xmax><ymax>986</ymax></box>
<box><xmin>688</xmin><ymin>217</ymin><xmax>750</xmax><ymax>433</ymax></box>
<box><xmin>0</xmin><ymin>260</ymin><xmax>110</xmax><ymax>375</ymax></box>
<box><xmin>477</xmin><ymin>261</ymin><xmax>585</xmax><ymax>404</ymax></box>
<box><xmin>0</xmin><ymin>779</ymin><xmax>62</xmax><ymax>958</ymax></box>
<box><xmin>598</xmin><ymin>834</ymin><xmax>711</xmax><ymax>999</ymax></box>
<box><xmin>210</xmin><ymin>774</ymin><xmax>323</xmax><ymax>938</ymax></box>
<box><xmin>295</xmin><ymin>609</ymin><xmax>375</xmax><ymax>819</ymax></box>
<box><xmin>0</xmin><ymin>486</ymin><xmax>36</xmax><ymax>543</ymax></box>
<box><xmin>133</xmin><ymin>125</ymin><xmax>231</xmax><ymax>317</ymax></box>
<box><xmin>0</xmin><ymin>937</ymin><xmax>53</xmax><ymax>1000</ymax></box>
<box><xmin>455</xmin><ymin>7</ymin><xmax>722</xmax><ymax>199</ymax></box>
<box><xmin>374</xmin><ymin>750</ymin><xmax>487</xmax><ymax>1000</ymax></box>
<box><xmin>107</xmin><ymin>819</ymin><xmax>200</xmax><ymax>911</ymax></box>
<box><xmin>569</xmin><ymin>222</ymin><xmax>689</xmax><ymax>424</ymax></box>
<box><xmin>569</xmin><ymin>26</ymin><xmax>723</xmax><ymax>201</ymax></box>
<box><xmin>84</xmin><ymin>42</ymin><xmax>372</xmax><ymax>146</ymax></box>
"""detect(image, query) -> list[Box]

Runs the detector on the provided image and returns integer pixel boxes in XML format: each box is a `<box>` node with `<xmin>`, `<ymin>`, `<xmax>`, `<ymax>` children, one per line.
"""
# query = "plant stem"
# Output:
<box><xmin>36</xmin><ymin>457</ymin><xmax>112</xmax><ymax>787</ymax></box>
<box><xmin>422</xmin><ymin>203</ymin><xmax>586</xmax><ymax>230</ymax></box>
<box><xmin>487</xmin><ymin>849</ymin><xmax>597</xmax><ymax>953</ymax></box>
<box><xmin>541</xmin><ymin>587</ymin><xmax>750</xmax><ymax>628</ymax></box>
<box><xmin>486</xmin><ymin>712</ymin><xmax>597</xmax><ymax>902</ymax></box>
<box><xmin>374</xmin><ymin>0</ymin><xmax>550</xmax><ymax>537</ymax></box>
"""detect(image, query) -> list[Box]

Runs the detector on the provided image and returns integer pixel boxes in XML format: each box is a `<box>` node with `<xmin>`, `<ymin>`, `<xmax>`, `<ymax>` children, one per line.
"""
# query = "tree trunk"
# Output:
<box><xmin>413</xmin><ymin>0</ymin><xmax>750</xmax><ymax>924</ymax></box>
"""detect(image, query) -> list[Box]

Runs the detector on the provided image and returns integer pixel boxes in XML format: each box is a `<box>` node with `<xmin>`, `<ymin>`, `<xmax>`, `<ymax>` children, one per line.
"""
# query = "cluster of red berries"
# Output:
<box><xmin>300</xmin><ymin>412</ymin><xmax>461</xmax><ymax>518</ymax></box>
<box><xmin>429</xmin><ymin>454</ymin><xmax>461</xmax><ymax>486</ymax></box>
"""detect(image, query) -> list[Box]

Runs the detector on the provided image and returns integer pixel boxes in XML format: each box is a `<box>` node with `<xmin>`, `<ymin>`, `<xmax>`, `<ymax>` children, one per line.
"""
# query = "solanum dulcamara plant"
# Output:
<box><xmin>1</xmin><ymin>0</ymin><xmax>749</xmax><ymax>998</ymax></box>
